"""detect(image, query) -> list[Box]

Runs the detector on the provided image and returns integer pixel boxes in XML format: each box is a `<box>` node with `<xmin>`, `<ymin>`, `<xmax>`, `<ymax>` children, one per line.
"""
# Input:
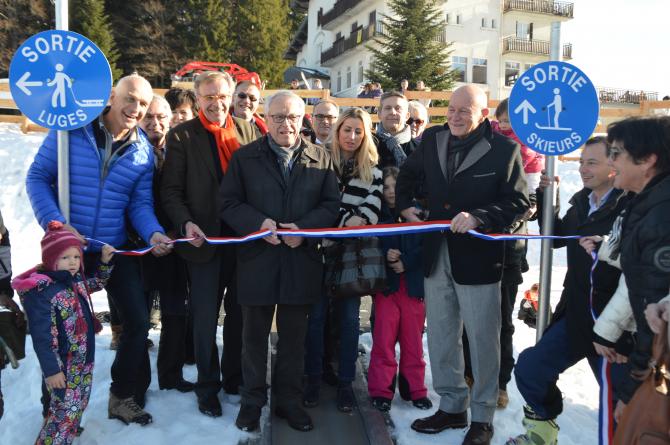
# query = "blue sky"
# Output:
<box><xmin>562</xmin><ymin>0</ymin><xmax>669</xmax><ymax>97</ymax></box>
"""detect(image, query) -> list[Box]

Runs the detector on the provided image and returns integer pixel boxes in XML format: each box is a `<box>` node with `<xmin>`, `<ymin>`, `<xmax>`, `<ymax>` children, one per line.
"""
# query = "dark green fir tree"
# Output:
<box><xmin>365</xmin><ymin>0</ymin><xmax>457</xmax><ymax>92</ymax></box>
<box><xmin>71</xmin><ymin>0</ymin><xmax>122</xmax><ymax>80</ymax></box>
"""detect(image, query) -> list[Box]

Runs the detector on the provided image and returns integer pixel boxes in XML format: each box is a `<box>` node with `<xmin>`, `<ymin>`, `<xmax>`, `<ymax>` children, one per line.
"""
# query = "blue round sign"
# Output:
<box><xmin>508</xmin><ymin>61</ymin><xmax>599</xmax><ymax>156</ymax></box>
<box><xmin>9</xmin><ymin>30</ymin><xmax>112</xmax><ymax>131</ymax></box>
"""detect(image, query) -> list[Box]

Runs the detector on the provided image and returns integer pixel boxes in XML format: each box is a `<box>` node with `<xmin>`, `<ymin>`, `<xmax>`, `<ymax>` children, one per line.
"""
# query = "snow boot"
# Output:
<box><xmin>108</xmin><ymin>392</ymin><xmax>153</xmax><ymax>426</ymax></box>
<box><xmin>505</xmin><ymin>408</ymin><xmax>559</xmax><ymax>445</ymax></box>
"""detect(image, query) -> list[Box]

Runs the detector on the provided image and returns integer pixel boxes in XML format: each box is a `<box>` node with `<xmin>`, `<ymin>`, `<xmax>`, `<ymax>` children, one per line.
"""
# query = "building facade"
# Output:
<box><xmin>285</xmin><ymin>0</ymin><xmax>574</xmax><ymax>99</ymax></box>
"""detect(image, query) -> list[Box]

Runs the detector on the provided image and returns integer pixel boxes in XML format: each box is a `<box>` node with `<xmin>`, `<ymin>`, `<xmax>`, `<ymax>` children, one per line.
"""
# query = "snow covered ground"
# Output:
<box><xmin>0</xmin><ymin>123</ymin><xmax>597</xmax><ymax>444</ymax></box>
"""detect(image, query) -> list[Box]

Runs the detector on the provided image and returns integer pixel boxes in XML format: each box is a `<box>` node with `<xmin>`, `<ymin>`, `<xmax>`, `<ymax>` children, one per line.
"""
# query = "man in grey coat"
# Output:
<box><xmin>220</xmin><ymin>90</ymin><xmax>340</xmax><ymax>433</ymax></box>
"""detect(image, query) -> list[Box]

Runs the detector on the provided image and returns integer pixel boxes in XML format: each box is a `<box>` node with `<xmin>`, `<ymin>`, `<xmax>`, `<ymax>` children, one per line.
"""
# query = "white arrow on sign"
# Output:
<box><xmin>16</xmin><ymin>72</ymin><xmax>43</xmax><ymax>96</ymax></box>
<box><xmin>514</xmin><ymin>99</ymin><xmax>537</xmax><ymax>125</ymax></box>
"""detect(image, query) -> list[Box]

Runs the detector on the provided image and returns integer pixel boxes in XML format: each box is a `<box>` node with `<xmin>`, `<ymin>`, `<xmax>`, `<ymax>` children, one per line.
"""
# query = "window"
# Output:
<box><xmin>445</xmin><ymin>13</ymin><xmax>450</xmax><ymax>24</ymax></box>
<box><xmin>481</xmin><ymin>18</ymin><xmax>487</xmax><ymax>28</ymax></box>
<box><xmin>472</xmin><ymin>58</ymin><xmax>487</xmax><ymax>84</ymax></box>
<box><xmin>337</xmin><ymin>70</ymin><xmax>342</xmax><ymax>92</ymax></box>
<box><xmin>456</xmin><ymin>14</ymin><xmax>462</xmax><ymax>25</ymax></box>
<box><xmin>491</xmin><ymin>19</ymin><xmax>496</xmax><ymax>29</ymax></box>
<box><xmin>452</xmin><ymin>56</ymin><xmax>467</xmax><ymax>82</ymax></box>
<box><xmin>346</xmin><ymin>66</ymin><xmax>352</xmax><ymax>89</ymax></box>
<box><xmin>505</xmin><ymin>61</ymin><xmax>520</xmax><ymax>86</ymax></box>
<box><xmin>516</xmin><ymin>21</ymin><xmax>533</xmax><ymax>39</ymax></box>
<box><xmin>524</xmin><ymin>63</ymin><xmax>534</xmax><ymax>73</ymax></box>
<box><xmin>358</xmin><ymin>60</ymin><xmax>364</xmax><ymax>83</ymax></box>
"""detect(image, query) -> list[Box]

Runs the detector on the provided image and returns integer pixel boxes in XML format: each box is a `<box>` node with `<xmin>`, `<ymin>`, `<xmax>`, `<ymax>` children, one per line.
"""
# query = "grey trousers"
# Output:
<box><xmin>424</xmin><ymin>239</ymin><xmax>501</xmax><ymax>423</ymax></box>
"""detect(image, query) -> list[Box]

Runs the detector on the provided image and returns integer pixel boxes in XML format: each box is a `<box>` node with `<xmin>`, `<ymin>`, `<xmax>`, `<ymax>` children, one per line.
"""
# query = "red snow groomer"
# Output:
<box><xmin>172</xmin><ymin>62</ymin><xmax>261</xmax><ymax>86</ymax></box>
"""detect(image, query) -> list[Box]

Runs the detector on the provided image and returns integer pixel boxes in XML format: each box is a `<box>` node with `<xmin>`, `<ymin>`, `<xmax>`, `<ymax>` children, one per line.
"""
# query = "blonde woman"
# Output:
<box><xmin>304</xmin><ymin>108</ymin><xmax>383</xmax><ymax>412</ymax></box>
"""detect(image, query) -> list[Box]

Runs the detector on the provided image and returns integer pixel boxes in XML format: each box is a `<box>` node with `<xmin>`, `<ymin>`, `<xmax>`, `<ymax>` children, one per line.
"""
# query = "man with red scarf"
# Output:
<box><xmin>161</xmin><ymin>71</ymin><xmax>256</xmax><ymax>417</ymax></box>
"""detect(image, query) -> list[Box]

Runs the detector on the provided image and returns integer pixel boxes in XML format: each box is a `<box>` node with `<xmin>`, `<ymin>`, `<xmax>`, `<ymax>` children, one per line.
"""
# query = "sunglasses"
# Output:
<box><xmin>237</xmin><ymin>92</ymin><xmax>259</xmax><ymax>102</ymax></box>
<box><xmin>407</xmin><ymin>118</ymin><xmax>425</xmax><ymax>126</ymax></box>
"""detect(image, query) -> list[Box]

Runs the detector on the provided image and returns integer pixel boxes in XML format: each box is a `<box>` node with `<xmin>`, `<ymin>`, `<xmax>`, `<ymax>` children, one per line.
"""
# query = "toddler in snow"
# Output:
<box><xmin>367</xmin><ymin>167</ymin><xmax>432</xmax><ymax>412</ymax></box>
<box><xmin>12</xmin><ymin>221</ymin><xmax>114</xmax><ymax>445</ymax></box>
<box><xmin>492</xmin><ymin>98</ymin><xmax>544</xmax><ymax>209</ymax></box>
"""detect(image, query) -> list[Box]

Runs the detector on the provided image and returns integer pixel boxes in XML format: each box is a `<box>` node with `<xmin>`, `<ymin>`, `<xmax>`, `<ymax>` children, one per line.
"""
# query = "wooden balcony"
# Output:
<box><xmin>502</xmin><ymin>37</ymin><xmax>572</xmax><ymax>59</ymax></box>
<box><xmin>321</xmin><ymin>22</ymin><xmax>381</xmax><ymax>66</ymax></box>
<box><xmin>503</xmin><ymin>0</ymin><xmax>574</xmax><ymax>19</ymax></box>
<box><xmin>318</xmin><ymin>0</ymin><xmax>365</xmax><ymax>30</ymax></box>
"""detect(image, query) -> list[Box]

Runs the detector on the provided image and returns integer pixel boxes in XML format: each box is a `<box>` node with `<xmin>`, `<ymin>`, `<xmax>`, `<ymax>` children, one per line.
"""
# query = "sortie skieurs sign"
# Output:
<box><xmin>509</xmin><ymin>61</ymin><xmax>599</xmax><ymax>156</ymax></box>
<box><xmin>9</xmin><ymin>30</ymin><xmax>112</xmax><ymax>131</ymax></box>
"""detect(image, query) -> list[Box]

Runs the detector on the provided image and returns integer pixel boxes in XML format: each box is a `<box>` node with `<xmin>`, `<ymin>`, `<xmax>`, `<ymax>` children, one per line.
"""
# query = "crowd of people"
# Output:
<box><xmin>0</xmin><ymin>70</ymin><xmax>668</xmax><ymax>445</ymax></box>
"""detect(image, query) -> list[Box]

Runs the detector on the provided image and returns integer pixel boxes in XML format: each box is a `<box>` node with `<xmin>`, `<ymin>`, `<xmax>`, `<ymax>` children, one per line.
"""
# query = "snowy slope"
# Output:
<box><xmin>0</xmin><ymin>123</ymin><xmax>597</xmax><ymax>445</ymax></box>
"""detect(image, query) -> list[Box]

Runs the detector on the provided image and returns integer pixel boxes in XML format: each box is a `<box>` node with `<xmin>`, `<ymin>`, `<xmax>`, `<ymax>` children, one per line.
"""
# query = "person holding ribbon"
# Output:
<box><xmin>303</xmin><ymin>107</ymin><xmax>383</xmax><ymax>413</ymax></box>
<box><xmin>161</xmin><ymin>71</ymin><xmax>257</xmax><ymax>417</ymax></box>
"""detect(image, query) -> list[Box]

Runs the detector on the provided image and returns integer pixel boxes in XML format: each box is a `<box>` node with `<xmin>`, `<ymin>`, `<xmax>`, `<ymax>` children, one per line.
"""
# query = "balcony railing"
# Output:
<box><xmin>598</xmin><ymin>87</ymin><xmax>658</xmax><ymax>104</ymax></box>
<box><xmin>502</xmin><ymin>37</ymin><xmax>572</xmax><ymax>59</ymax></box>
<box><xmin>321</xmin><ymin>22</ymin><xmax>448</xmax><ymax>65</ymax></box>
<box><xmin>318</xmin><ymin>0</ymin><xmax>363</xmax><ymax>28</ymax></box>
<box><xmin>503</xmin><ymin>0</ymin><xmax>574</xmax><ymax>18</ymax></box>
<box><xmin>321</xmin><ymin>22</ymin><xmax>381</xmax><ymax>65</ymax></box>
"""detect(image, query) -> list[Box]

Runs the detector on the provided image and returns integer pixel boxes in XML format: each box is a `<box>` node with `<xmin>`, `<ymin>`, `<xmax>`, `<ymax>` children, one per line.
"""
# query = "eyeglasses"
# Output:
<box><xmin>199</xmin><ymin>94</ymin><xmax>231</xmax><ymax>102</ymax></box>
<box><xmin>144</xmin><ymin>113</ymin><xmax>169</xmax><ymax>122</ymax></box>
<box><xmin>314</xmin><ymin>114</ymin><xmax>337</xmax><ymax>121</ymax></box>
<box><xmin>407</xmin><ymin>118</ymin><xmax>425</xmax><ymax>126</ymax></box>
<box><xmin>236</xmin><ymin>92</ymin><xmax>258</xmax><ymax>102</ymax></box>
<box><xmin>270</xmin><ymin>114</ymin><xmax>302</xmax><ymax>124</ymax></box>
<box><xmin>608</xmin><ymin>146</ymin><xmax>624</xmax><ymax>160</ymax></box>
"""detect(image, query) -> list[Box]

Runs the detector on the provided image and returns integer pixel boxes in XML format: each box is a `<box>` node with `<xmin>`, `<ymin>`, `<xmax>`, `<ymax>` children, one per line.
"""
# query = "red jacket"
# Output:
<box><xmin>491</xmin><ymin>120</ymin><xmax>544</xmax><ymax>174</ymax></box>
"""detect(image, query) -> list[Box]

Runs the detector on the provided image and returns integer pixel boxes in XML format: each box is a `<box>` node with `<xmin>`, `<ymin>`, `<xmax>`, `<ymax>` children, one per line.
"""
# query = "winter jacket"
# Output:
<box><xmin>374</xmin><ymin>134</ymin><xmax>419</xmax><ymax>169</ymax></box>
<box><xmin>335</xmin><ymin>163</ymin><xmax>383</xmax><ymax>227</ymax></box>
<box><xmin>618</xmin><ymin>172</ymin><xmax>670</xmax><ymax>403</ymax></box>
<box><xmin>536</xmin><ymin>186</ymin><xmax>631</xmax><ymax>357</ymax></box>
<box><xmin>491</xmin><ymin>120</ymin><xmax>544</xmax><ymax>174</ymax></box>
<box><xmin>26</xmin><ymin>120</ymin><xmax>164</xmax><ymax>248</ymax></box>
<box><xmin>378</xmin><ymin>206</ymin><xmax>424</xmax><ymax>298</ymax></box>
<box><xmin>12</xmin><ymin>264</ymin><xmax>112</xmax><ymax>378</ymax></box>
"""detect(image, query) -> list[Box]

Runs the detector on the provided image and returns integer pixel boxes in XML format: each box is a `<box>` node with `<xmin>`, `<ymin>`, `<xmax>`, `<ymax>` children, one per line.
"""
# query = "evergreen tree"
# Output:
<box><xmin>184</xmin><ymin>0</ymin><xmax>233</xmax><ymax>63</ymax></box>
<box><xmin>71</xmin><ymin>0</ymin><xmax>122</xmax><ymax>80</ymax></box>
<box><xmin>365</xmin><ymin>0</ymin><xmax>457</xmax><ymax>92</ymax></box>
<box><xmin>229</xmin><ymin>0</ymin><xmax>293</xmax><ymax>88</ymax></box>
<box><xmin>0</xmin><ymin>0</ymin><xmax>53</xmax><ymax>77</ymax></box>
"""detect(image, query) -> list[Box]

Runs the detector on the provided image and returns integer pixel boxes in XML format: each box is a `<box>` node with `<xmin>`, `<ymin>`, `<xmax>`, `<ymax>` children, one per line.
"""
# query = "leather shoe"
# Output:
<box><xmin>411</xmin><ymin>409</ymin><xmax>468</xmax><ymax>434</ymax></box>
<box><xmin>198</xmin><ymin>394</ymin><xmax>222</xmax><ymax>417</ymax></box>
<box><xmin>236</xmin><ymin>404</ymin><xmax>261</xmax><ymax>432</ymax></box>
<box><xmin>462</xmin><ymin>421</ymin><xmax>493</xmax><ymax>445</ymax></box>
<box><xmin>275</xmin><ymin>405</ymin><xmax>314</xmax><ymax>432</ymax></box>
<box><xmin>160</xmin><ymin>378</ymin><xmax>195</xmax><ymax>393</ymax></box>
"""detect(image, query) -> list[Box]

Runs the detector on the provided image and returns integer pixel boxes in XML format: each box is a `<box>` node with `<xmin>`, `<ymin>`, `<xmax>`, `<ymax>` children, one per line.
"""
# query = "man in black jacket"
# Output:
<box><xmin>507</xmin><ymin>137</ymin><xmax>631</xmax><ymax>444</ymax></box>
<box><xmin>397</xmin><ymin>84</ymin><xmax>529</xmax><ymax>445</ymax></box>
<box><xmin>376</xmin><ymin>92</ymin><xmax>419</xmax><ymax>168</ymax></box>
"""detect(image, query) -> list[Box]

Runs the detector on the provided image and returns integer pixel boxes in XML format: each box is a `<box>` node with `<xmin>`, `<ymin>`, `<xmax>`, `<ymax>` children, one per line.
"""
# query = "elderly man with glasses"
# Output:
<box><xmin>231</xmin><ymin>80</ymin><xmax>267</xmax><ymax>139</ymax></box>
<box><xmin>161</xmin><ymin>71</ymin><xmax>257</xmax><ymax>418</ymax></box>
<box><xmin>220</xmin><ymin>90</ymin><xmax>340</xmax><ymax>433</ymax></box>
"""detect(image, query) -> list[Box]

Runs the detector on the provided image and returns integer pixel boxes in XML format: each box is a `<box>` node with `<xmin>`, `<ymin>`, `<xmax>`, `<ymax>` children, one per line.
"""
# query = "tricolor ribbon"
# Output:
<box><xmin>85</xmin><ymin>220</ymin><xmax>582</xmax><ymax>256</ymax></box>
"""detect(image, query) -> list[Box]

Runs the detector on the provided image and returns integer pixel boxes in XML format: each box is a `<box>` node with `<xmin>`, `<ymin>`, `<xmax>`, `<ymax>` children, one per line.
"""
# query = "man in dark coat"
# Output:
<box><xmin>508</xmin><ymin>137</ymin><xmax>631</xmax><ymax>444</ymax></box>
<box><xmin>161</xmin><ymin>71</ymin><xmax>257</xmax><ymax>417</ymax></box>
<box><xmin>220</xmin><ymin>91</ymin><xmax>339</xmax><ymax>433</ymax></box>
<box><xmin>396</xmin><ymin>85</ymin><xmax>529</xmax><ymax>445</ymax></box>
<box><xmin>375</xmin><ymin>92</ymin><xmax>419</xmax><ymax>168</ymax></box>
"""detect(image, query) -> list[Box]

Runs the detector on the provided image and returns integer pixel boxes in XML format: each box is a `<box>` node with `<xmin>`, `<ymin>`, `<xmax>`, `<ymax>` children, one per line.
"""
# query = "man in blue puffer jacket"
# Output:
<box><xmin>26</xmin><ymin>74</ymin><xmax>172</xmax><ymax>426</ymax></box>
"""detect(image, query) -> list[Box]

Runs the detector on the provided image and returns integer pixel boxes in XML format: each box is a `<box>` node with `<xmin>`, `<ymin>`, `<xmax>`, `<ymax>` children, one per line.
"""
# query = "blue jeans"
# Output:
<box><xmin>514</xmin><ymin>317</ymin><xmax>627</xmax><ymax>420</ymax></box>
<box><xmin>305</xmin><ymin>295</ymin><xmax>361</xmax><ymax>383</ymax></box>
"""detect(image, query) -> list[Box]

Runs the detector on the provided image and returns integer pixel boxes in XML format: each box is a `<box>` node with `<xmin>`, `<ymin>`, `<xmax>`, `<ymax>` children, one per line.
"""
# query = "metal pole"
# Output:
<box><xmin>55</xmin><ymin>0</ymin><xmax>70</xmax><ymax>222</ymax></box>
<box><xmin>536</xmin><ymin>21</ymin><xmax>561</xmax><ymax>341</ymax></box>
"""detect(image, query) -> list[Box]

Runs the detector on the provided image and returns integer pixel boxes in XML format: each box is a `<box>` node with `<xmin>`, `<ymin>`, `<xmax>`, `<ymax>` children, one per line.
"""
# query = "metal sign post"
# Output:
<box><xmin>56</xmin><ymin>0</ymin><xmax>70</xmax><ymax>223</ymax></box>
<box><xmin>508</xmin><ymin>22</ymin><xmax>600</xmax><ymax>341</ymax></box>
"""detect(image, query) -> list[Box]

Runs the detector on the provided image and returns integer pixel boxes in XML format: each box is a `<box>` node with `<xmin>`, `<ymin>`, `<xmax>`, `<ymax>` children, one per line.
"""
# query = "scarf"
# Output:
<box><xmin>253</xmin><ymin>113</ymin><xmax>268</xmax><ymax>135</ymax></box>
<box><xmin>268</xmin><ymin>136</ymin><xmax>302</xmax><ymax>182</ymax></box>
<box><xmin>198</xmin><ymin>110</ymin><xmax>241</xmax><ymax>173</ymax></box>
<box><xmin>446</xmin><ymin>119</ymin><xmax>490</xmax><ymax>183</ymax></box>
<box><xmin>376</xmin><ymin>123</ymin><xmax>412</xmax><ymax>166</ymax></box>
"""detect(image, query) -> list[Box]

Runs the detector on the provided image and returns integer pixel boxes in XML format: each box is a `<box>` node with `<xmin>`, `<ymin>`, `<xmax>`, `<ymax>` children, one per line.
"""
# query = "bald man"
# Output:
<box><xmin>27</xmin><ymin>74</ymin><xmax>172</xmax><ymax>426</ymax></box>
<box><xmin>396</xmin><ymin>85</ymin><xmax>529</xmax><ymax>445</ymax></box>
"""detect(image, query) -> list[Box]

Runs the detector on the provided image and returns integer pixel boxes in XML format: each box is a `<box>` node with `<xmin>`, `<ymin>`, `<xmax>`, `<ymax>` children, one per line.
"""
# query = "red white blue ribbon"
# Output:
<box><xmin>86</xmin><ymin>220</ymin><xmax>582</xmax><ymax>256</ymax></box>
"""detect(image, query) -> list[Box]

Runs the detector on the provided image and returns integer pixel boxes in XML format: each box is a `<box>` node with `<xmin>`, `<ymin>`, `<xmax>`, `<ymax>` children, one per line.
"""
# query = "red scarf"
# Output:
<box><xmin>253</xmin><ymin>113</ymin><xmax>268</xmax><ymax>135</ymax></box>
<box><xmin>198</xmin><ymin>110</ymin><xmax>242</xmax><ymax>173</ymax></box>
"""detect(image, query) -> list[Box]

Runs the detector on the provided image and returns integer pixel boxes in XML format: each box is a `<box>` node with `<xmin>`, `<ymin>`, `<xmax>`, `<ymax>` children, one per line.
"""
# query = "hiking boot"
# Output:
<box><xmin>336</xmin><ymin>383</ymin><xmax>356</xmax><ymax>413</ymax></box>
<box><xmin>198</xmin><ymin>394</ymin><xmax>222</xmax><ymax>417</ymax></box>
<box><xmin>371</xmin><ymin>397</ymin><xmax>392</xmax><ymax>412</ymax></box>
<box><xmin>505</xmin><ymin>414</ymin><xmax>559</xmax><ymax>445</ymax></box>
<box><xmin>497</xmin><ymin>389</ymin><xmax>509</xmax><ymax>408</ymax></box>
<box><xmin>302</xmin><ymin>376</ymin><xmax>320</xmax><ymax>408</ymax></box>
<box><xmin>412</xmin><ymin>397</ymin><xmax>433</xmax><ymax>410</ymax></box>
<box><xmin>108</xmin><ymin>392</ymin><xmax>152</xmax><ymax>426</ymax></box>
<box><xmin>411</xmin><ymin>409</ymin><xmax>468</xmax><ymax>434</ymax></box>
<box><xmin>110</xmin><ymin>324</ymin><xmax>122</xmax><ymax>350</ymax></box>
<box><xmin>275</xmin><ymin>404</ymin><xmax>314</xmax><ymax>432</ymax></box>
<box><xmin>463</xmin><ymin>421</ymin><xmax>494</xmax><ymax>445</ymax></box>
<box><xmin>236</xmin><ymin>404</ymin><xmax>261</xmax><ymax>432</ymax></box>
<box><xmin>160</xmin><ymin>378</ymin><xmax>195</xmax><ymax>393</ymax></box>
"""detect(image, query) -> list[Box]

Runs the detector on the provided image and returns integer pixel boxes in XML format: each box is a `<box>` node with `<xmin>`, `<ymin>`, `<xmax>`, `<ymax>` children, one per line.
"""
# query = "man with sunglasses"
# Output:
<box><xmin>161</xmin><ymin>71</ymin><xmax>257</xmax><ymax>418</ymax></box>
<box><xmin>408</xmin><ymin>101</ymin><xmax>429</xmax><ymax>141</ymax></box>
<box><xmin>312</xmin><ymin>99</ymin><xmax>339</xmax><ymax>145</ymax></box>
<box><xmin>232</xmin><ymin>81</ymin><xmax>267</xmax><ymax>139</ymax></box>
